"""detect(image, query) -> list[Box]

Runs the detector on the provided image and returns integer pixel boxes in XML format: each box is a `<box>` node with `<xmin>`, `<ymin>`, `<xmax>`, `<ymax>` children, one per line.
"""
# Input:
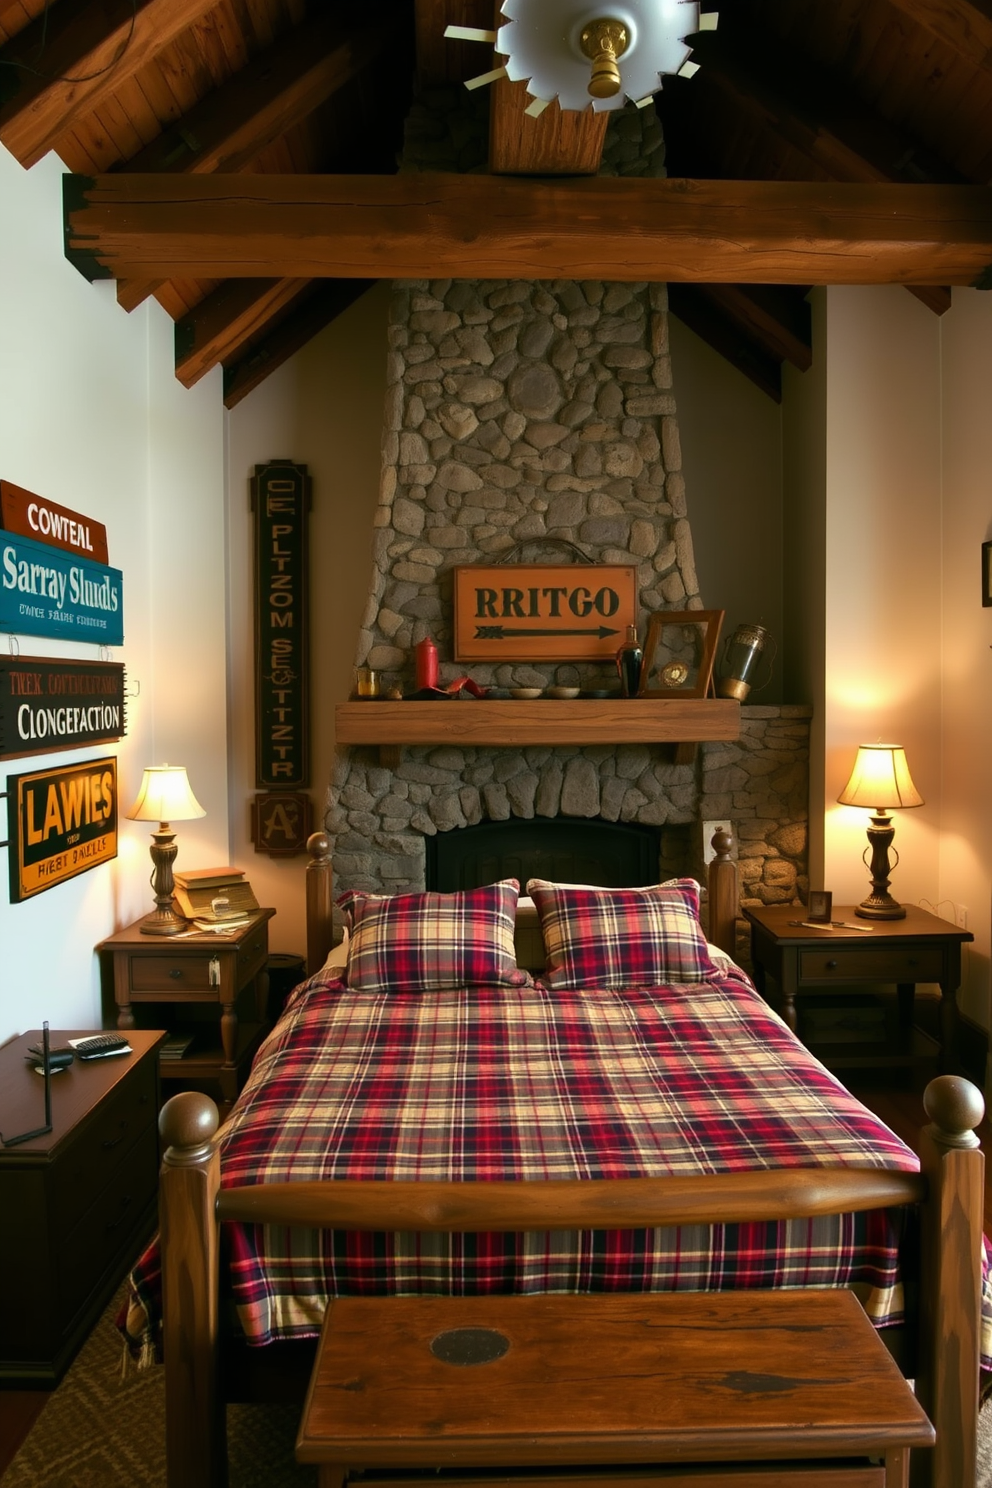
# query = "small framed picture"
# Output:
<box><xmin>807</xmin><ymin>890</ymin><xmax>833</xmax><ymax>924</ymax></box>
<box><xmin>983</xmin><ymin>541</ymin><xmax>992</xmax><ymax>608</ymax></box>
<box><xmin>637</xmin><ymin>610</ymin><xmax>724</xmax><ymax>698</ymax></box>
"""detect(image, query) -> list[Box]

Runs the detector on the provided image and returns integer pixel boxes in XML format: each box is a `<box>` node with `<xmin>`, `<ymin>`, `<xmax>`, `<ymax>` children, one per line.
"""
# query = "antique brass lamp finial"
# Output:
<box><xmin>580</xmin><ymin>18</ymin><xmax>629</xmax><ymax>98</ymax></box>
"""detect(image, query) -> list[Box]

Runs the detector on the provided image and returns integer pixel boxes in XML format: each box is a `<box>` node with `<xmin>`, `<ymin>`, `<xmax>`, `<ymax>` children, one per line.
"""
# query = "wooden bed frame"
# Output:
<box><xmin>156</xmin><ymin>830</ymin><xmax>987</xmax><ymax>1488</ymax></box>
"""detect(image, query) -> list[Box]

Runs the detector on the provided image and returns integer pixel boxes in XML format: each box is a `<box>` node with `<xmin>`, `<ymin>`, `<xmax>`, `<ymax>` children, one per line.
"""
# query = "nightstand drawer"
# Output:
<box><xmin>130</xmin><ymin>953</ymin><xmax>219</xmax><ymax>991</ymax></box>
<box><xmin>799</xmin><ymin>947</ymin><xmax>944</xmax><ymax>982</ymax></box>
<box><xmin>54</xmin><ymin>1060</ymin><xmax>157</xmax><ymax>1228</ymax></box>
<box><xmin>237</xmin><ymin>926</ymin><xmax>267</xmax><ymax>982</ymax></box>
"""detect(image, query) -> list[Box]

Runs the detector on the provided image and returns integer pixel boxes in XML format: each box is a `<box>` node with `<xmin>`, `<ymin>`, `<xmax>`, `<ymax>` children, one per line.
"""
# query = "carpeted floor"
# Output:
<box><xmin>4</xmin><ymin>1287</ymin><xmax>992</xmax><ymax>1487</ymax></box>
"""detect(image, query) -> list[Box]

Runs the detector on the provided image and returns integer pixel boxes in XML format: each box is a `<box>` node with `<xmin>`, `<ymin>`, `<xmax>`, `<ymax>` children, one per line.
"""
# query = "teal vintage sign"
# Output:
<box><xmin>0</xmin><ymin>530</ymin><xmax>123</xmax><ymax>645</ymax></box>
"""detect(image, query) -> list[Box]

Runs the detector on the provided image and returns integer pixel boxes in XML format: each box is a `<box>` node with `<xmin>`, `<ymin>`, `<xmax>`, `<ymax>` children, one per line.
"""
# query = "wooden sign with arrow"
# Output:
<box><xmin>453</xmin><ymin>565</ymin><xmax>637</xmax><ymax>663</ymax></box>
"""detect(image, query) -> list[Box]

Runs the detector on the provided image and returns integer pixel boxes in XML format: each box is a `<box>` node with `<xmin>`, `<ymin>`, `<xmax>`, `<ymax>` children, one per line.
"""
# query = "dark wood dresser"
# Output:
<box><xmin>0</xmin><ymin>1028</ymin><xmax>164</xmax><ymax>1386</ymax></box>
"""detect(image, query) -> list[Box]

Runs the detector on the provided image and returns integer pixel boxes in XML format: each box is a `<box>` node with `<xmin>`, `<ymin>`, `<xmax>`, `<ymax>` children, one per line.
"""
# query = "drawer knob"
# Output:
<box><xmin>826</xmin><ymin>959</ymin><xmax>838</xmax><ymax>969</ymax></box>
<box><xmin>169</xmin><ymin>968</ymin><xmax>183</xmax><ymax>980</ymax></box>
<box><xmin>102</xmin><ymin>1121</ymin><xmax>127</xmax><ymax>1150</ymax></box>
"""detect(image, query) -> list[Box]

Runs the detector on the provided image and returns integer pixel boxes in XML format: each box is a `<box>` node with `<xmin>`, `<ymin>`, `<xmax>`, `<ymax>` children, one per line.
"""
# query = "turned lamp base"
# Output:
<box><xmin>854</xmin><ymin>811</ymin><xmax>907</xmax><ymax>920</ymax></box>
<box><xmin>139</xmin><ymin>822</ymin><xmax>187</xmax><ymax>936</ymax></box>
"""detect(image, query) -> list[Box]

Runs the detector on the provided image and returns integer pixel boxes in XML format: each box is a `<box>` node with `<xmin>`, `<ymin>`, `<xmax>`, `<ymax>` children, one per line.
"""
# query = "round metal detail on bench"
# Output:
<box><xmin>430</xmin><ymin>1327</ymin><xmax>510</xmax><ymax>1366</ymax></box>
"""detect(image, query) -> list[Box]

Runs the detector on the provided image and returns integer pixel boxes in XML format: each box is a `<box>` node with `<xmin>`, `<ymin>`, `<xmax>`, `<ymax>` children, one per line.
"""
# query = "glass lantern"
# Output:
<box><xmin>716</xmin><ymin>623</ymin><xmax>772</xmax><ymax>701</ymax></box>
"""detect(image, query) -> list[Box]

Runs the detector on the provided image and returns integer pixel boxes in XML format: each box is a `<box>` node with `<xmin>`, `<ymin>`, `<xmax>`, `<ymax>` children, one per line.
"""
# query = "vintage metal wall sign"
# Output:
<box><xmin>1</xmin><ymin>479</ymin><xmax>110</xmax><ymax>565</ymax></box>
<box><xmin>251</xmin><ymin>459</ymin><xmax>310</xmax><ymax>789</ymax></box>
<box><xmin>454</xmin><ymin>564</ymin><xmax>638</xmax><ymax>662</ymax></box>
<box><xmin>250</xmin><ymin>791</ymin><xmax>313</xmax><ymax>857</ymax></box>
<box><xmin>0</xmin><ymin>658</ymin><xmax>125</xmax><ymax>760</ymax></box>
<box><xmin>7</xmin><ymin>755</ymin><xmax>118</xmax><ymax>902</ymax></box>
<box><xmin>0</xmin><ymin>530</ymin><xmax>123</xmax><ymax>646</ymax></box>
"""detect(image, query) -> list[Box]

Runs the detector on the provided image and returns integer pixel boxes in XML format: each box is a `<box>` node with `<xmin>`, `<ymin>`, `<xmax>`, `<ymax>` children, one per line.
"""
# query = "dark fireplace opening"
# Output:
<box><xmin>425</xmin><ymin>818</ymin><xmax>688</xmax><ymax>894</ymax></box>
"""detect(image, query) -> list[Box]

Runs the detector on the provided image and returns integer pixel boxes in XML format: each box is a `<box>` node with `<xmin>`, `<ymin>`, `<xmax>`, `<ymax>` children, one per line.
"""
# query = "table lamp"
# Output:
<box><xmin>126</xmin><ymin>765</ymin><xmax>206</xmax><ymax>936</ymax></box>
<box><xmin>837</xmin><ymin>744</ymin><xmax>923</xmax><ymax>920</ymax></box>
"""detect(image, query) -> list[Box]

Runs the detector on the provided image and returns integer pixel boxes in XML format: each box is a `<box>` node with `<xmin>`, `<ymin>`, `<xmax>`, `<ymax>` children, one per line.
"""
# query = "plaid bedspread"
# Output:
<box><xmin>126</xmin><ymin>965</ymin><xmax>992</xmax><ymax>1367</ymax></box>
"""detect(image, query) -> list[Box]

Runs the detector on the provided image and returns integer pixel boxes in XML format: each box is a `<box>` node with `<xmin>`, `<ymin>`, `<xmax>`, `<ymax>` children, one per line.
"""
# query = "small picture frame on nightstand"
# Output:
<box><xmin>807</xmin><ymin>891</ymin><xmax>833</xmax><ymax>924</ymax></box>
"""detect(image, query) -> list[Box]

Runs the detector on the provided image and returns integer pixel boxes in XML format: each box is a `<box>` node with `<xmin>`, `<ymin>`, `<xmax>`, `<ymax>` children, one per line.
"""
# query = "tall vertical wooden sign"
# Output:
<box><xmin>251</xmin><ymin>461</ymin><xmax>310</xmax><ymax>795</ymax></box>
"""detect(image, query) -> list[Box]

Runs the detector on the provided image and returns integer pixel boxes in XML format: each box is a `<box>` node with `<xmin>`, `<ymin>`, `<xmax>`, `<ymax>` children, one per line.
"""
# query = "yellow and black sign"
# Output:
<box><xmin>453</xmin><ymin>564</ymin><xmax>638</xmax><ymax>663</ymax></box>
<box><xmin>7</xmin><ymin>756</ymin><xmax>118</xmax><ymax>902</ymax></box>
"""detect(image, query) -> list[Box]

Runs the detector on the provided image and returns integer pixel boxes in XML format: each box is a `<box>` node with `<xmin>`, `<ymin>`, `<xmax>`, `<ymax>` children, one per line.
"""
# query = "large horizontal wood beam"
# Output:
<box><xmin>0</xmin><ymin>0</ymin><xmax>220</xmax><ymax>168</ymax></box>
<box><xmin>63</xmin><ymin>173</ymin><xmax>992</xmax><ymax>286</ymax></box>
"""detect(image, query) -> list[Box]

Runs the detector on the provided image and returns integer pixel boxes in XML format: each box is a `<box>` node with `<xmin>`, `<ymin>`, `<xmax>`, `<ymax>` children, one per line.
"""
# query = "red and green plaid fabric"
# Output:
<box><xmin>338</xmin><ymin>879</ymin><xmax>530</xmax><ymax>992</ymax></box>
<box><xmin>124</xmin><ymin>965</ymin><xmax>992</xmax><ymax>1366</ymax></box>
<box><xmin>527</xmin><ymin>877</ymin><xmax>716</xmax><ymax>988</ymax></box>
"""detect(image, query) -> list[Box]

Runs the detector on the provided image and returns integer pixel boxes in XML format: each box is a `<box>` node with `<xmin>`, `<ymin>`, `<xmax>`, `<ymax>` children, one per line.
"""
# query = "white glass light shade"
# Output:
<box><xmin>126</xmin><ymin>765</ymin><xmax>206</xmax><ymax>824</ymax></box>
<box><xmin>497</xmin><ymin>0</ymin><xmax>700</xmax><ymax>112</ymax></box>
<box><xmin>837</xmin><ymin>745</ymin><xmax>924</xmax><ymax>812</ymax></box>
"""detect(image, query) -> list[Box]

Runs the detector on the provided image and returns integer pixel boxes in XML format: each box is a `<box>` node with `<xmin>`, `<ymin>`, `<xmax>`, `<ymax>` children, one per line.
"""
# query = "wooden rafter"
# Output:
<box><xmin>62</xmin><ymin>173</ymin><xmax>992</xmax><ymax>286</ymax></box>
<box><xmin>113</xmin><ymin>2</ymin><xmax>406</xmax><ymax>315</ymax></box>
<box><xmin>697</xmin><ymin>285</ymin><xmax>812</xmax><ymax>372</ymax></box>
<box><xmin>884</xmin><ymin>0</ymin><xmax>992</xmax><ymax>70</ymax></box>
<box><xmin>174</xmin><ymin>278</ymin><xmax>311</xmax><ymax>389</ymax></box>
<box><xmin>0</xmin><ymin>0</ymin><xmax>221</xmax><ymax>168</ymax></box>
<box><xmin>648</xmin><ymin>284</ymin><xmax>784</xmax><ymax>401</ymax></box>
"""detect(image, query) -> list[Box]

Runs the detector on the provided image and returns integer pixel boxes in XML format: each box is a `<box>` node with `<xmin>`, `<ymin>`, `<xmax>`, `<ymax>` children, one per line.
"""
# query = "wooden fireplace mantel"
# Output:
<box><xmin>335</xmin><ymin>698</ymin><xmax>740</xmax><ymax>760</ymax></box>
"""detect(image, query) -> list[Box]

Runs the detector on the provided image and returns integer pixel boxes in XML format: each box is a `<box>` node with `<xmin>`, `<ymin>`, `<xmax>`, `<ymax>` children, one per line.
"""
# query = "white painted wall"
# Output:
<box><xmin>0</xmin><ymin>146</ymin><xmax>228</xmax><ymax>1043</ymax></box>
<box><xmin>225</xmin><ymin>284</ymin><xmax>391</xmax><ymax>957</ymax></box>
<box><xmin>668</xmin><ymin>315</ymin><xmax>784</xmax><ymax>701</ymax></box>
<box><xmin>937</xmin><ymin>290</ymin><xmax>992</xmax><ymax>1030</ymax></box>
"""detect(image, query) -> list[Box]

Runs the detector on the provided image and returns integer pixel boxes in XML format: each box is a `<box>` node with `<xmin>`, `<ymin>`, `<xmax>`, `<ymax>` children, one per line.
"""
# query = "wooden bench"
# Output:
<box><xmin>296</xmin><ymin>1287</ymin><xmax>934</xmax><ymax>1488</ymax></box>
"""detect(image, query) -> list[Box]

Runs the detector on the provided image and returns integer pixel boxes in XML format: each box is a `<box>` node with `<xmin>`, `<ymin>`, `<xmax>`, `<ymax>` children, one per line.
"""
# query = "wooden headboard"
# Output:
<box><xmin>303</xmin><ymin>827</ymin><xmax>739</xmax><ymax>976</ymax></box>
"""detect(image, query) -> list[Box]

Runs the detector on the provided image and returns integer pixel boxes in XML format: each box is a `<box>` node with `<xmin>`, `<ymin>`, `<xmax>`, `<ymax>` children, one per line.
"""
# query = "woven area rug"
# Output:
<box><xmin>5</xmin><ymin>1286</ymin><xmax>992</xmax><ymax>1487</ymax></box>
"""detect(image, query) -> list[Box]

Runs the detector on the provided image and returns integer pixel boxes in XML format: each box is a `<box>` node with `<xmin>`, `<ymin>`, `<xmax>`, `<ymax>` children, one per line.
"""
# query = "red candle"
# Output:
<box><xmin>415</xmin><ymin>636</ymin><xmax>438</xmax><ymax>690</ymax></box>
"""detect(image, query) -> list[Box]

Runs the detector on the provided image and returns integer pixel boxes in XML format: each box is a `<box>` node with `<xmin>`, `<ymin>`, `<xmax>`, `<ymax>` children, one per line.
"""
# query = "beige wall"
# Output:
<box><xmin>668</xmin><ymin>315</ymin><xmax>784</xmax><ymax>701</ymax></box>
<box><xmin>225</xmin><ymin>283</ymin><xmax>391</xmax><ymax>957</ymax></box>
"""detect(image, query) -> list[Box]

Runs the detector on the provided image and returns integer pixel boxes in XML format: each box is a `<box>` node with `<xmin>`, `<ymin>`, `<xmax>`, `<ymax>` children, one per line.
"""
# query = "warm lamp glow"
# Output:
<box><xmin>126</xmin><ymin>765</ymin><xmax>205</xmax><ymax>936</ymax></box>
<box><xmin>837</xmin><ymin>744</ymin><xmax>924</xmax><ymax>812</ymax></box>
<box><xmin>126</xmin><ymin>765</ymin><xmax>206</xmax><ymax>824</ymax></box>
<box><xmin>837</xmin><ymin>744</ymin><xmax>923</xmax><ymax>920</ymax></box>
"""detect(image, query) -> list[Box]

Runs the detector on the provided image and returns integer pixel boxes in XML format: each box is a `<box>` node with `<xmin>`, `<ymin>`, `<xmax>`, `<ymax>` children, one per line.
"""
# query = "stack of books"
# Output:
<box><xmin>173</xmin><ymin>866</ymin><xmax>259</xmax><ymax>926</ymax></box>
<box><xmin>160</xmin><ymin>1033</ymin><xmax>196</xmax><ymax>1061</ymax></box>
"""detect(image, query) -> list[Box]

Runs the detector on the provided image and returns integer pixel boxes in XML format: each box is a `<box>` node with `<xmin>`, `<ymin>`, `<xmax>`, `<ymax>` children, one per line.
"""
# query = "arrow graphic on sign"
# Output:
<box><xmin>475</xmin><ymin>625</ymin><xmax>620</xmax><ymax>640</ymax></box>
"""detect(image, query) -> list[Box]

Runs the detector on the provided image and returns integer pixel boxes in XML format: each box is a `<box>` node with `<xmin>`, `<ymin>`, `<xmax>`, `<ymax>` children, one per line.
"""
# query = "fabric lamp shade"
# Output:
<box><xmin>126</xmin><ymin>765</ymin><xmax>206</xmax><ymax>824</ymax></box>
<box><xmin>837</xmin><ymin>745</ymin><xmax>924</xmax><ymax>812</ymax></box>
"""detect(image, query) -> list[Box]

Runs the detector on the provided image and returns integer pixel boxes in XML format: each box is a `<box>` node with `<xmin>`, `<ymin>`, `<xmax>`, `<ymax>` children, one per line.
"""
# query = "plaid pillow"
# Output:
<box><xmin>338</xmin><ymin>880</ymin><xmax>530</xmax><ymax>992</ymax></box>
<box><xmin>526</xmin><ymin>877</ymin><xmax>716</xmax><ymax>989</ymax></box>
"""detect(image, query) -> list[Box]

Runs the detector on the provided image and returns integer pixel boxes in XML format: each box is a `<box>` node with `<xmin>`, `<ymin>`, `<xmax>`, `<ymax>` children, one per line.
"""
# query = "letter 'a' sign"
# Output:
<box><xmin>7</xmin><ymin>756</ymin><xmax>118</xmax><ymax>902</ymax></box>
<box><xmin>454</xmin><ymin>565</ymin><xmax>637</xmax><ymax>662</ymax></box>
<box><xmin>251</xmin><ymin>460</ymin><xmax>310</xmax><ymax>789</ymax></box>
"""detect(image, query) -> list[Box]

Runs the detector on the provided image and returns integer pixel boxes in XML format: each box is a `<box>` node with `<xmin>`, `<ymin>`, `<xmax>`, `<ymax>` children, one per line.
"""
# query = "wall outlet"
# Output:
<box><xmin>703</xmin><ymin>820</ymin><xmax>736</xmax><ymax>863</ymax></box>
<box><xmin>955</xmin><ymin>904</ymin><xmax>969</xmax><ymax>930</ymax></box>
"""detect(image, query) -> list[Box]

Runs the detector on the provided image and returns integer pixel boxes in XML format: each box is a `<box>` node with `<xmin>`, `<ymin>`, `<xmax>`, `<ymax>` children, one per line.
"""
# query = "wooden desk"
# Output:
<box><xmin>98</xmin><ymin>910</ymin><xmax>274</xmax><ymax>1107</ymax></box>
<box><xmin>0</xmin><ymin>1029</ymin><xmax>164</xmax><ymax>1385</ymax></box>
<box><xmin>743</xmin><ymin>903</ymin><xmax>972</xmax><ymax>1072</ymax></box>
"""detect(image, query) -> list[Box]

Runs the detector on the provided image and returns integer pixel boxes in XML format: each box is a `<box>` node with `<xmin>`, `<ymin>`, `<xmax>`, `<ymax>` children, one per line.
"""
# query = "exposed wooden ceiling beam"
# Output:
<box><xmin>222</xmin><ymin>281</ymin><xmax>375</xmax><ymax>409</ymax></box>
<box><xmin>668</xmin><ymin>285</ymin><xmax>782</xmax><ymax>402</ymax></box>
<box><xmin>174</xmin><ymin>278</ymin><xmax>311</xmax><ymax>388</ymax></box>
<box><xmin>884</xmin><ymin>0</ymin><xmax>992</xmax><ymax>70</ymax></box>
<box><xmin>63</xmin><ymin>173</ymin><xmax>992</xmax><ymax>286</ymax></box>
<box><xmin>112</xmin><ymin>2</ymin><xmax>405</xmax><ymax>316</ymax></box>
<box><xmin>0</xmin><ymin>0</ymin><xmax>221</xmax><ymax>168</ymax></box>
<box><xmin>489</xmin><ymin>76</ymin><xmax>609</xmax><ymax>175</ymax></box>
<box><xmin>699</xmin><ymin>285</ymin><xmax>812</xmax><ymax>371</ymax></box>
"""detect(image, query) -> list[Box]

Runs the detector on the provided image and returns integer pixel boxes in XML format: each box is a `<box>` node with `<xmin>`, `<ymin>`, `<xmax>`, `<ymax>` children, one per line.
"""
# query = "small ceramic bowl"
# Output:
<box><xmin>546</xmin><ymin>686</ymin><xmax>580</xmax><ymax>699</ymax></box>
<box><xmin>510</xmin><ymin>687</ymin><xmax>543</xmax><ymax>700</ymax></box>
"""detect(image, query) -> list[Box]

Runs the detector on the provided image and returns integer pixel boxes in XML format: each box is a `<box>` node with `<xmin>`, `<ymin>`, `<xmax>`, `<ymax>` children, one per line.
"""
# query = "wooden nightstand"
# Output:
<box><xmin>98</xmin><ymin>910</ymin><xmax>275</xmax><ymax>1108</ymax></box>
<box><xmin>0</xmin><ymin>1029</ymin><xmax>164</xmax><ymax>1385</ymax></box>
<box><xmin>743</xmin><ymin>903</ymin><xmax>973</xmax><ymax>1073</ymax></box>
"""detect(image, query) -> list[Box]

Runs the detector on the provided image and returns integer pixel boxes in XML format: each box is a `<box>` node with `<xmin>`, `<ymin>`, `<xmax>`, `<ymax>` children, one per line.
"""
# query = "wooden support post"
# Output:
<box><xmin>159</xmin><ymin>1093</ymin><xmax>226</xmax><ymax>1488</ymax></box>
<box><xmin>306</xmin><ymin>831</ymin><xmax>334</xmax><ymax>975</ymax></box>
<box><xmin>915</xmin><ymin>1074</ymin><xmax>986</xmax><ymax>1488</ymax></box>
<box><xmin>708</xmin><ymin>825</ymin><xmax>738</xmax><ymax>959</ymax></box>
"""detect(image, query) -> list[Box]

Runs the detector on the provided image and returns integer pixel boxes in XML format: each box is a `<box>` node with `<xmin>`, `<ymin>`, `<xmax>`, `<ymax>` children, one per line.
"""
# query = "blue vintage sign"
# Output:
<box><xmin>0</xmin><ymin>530</ymin><xmax>123</xmax><ymax>645</ymax></box>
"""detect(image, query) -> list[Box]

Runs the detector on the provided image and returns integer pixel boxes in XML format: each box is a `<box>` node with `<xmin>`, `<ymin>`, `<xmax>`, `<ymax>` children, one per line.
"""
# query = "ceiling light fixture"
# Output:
<box><xmin>446</xmin><ymin>3</ymin><xmax>716</xmax><ymax>113</ymax></box>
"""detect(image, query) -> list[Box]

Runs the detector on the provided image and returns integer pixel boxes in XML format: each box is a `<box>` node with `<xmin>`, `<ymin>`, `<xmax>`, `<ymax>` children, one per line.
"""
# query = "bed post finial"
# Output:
<box><xmin>307</xmin><ymin>831</ymin><xmax>334</xmax><ymax>976</ymax></box>
<box><xmin>707</xmin><ymin>825</ymin><xmax>737</xmax><ymax>960</ymax></box>
<box><xmin>160</xmin><ymin>1092</ymin><xmax>227</xmax><ymax>1488</ymax></box>
<box><xmin>917</xmin><ymin>1074</ymin><xmax>985</xmax><ymax>1488</ymax></box>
